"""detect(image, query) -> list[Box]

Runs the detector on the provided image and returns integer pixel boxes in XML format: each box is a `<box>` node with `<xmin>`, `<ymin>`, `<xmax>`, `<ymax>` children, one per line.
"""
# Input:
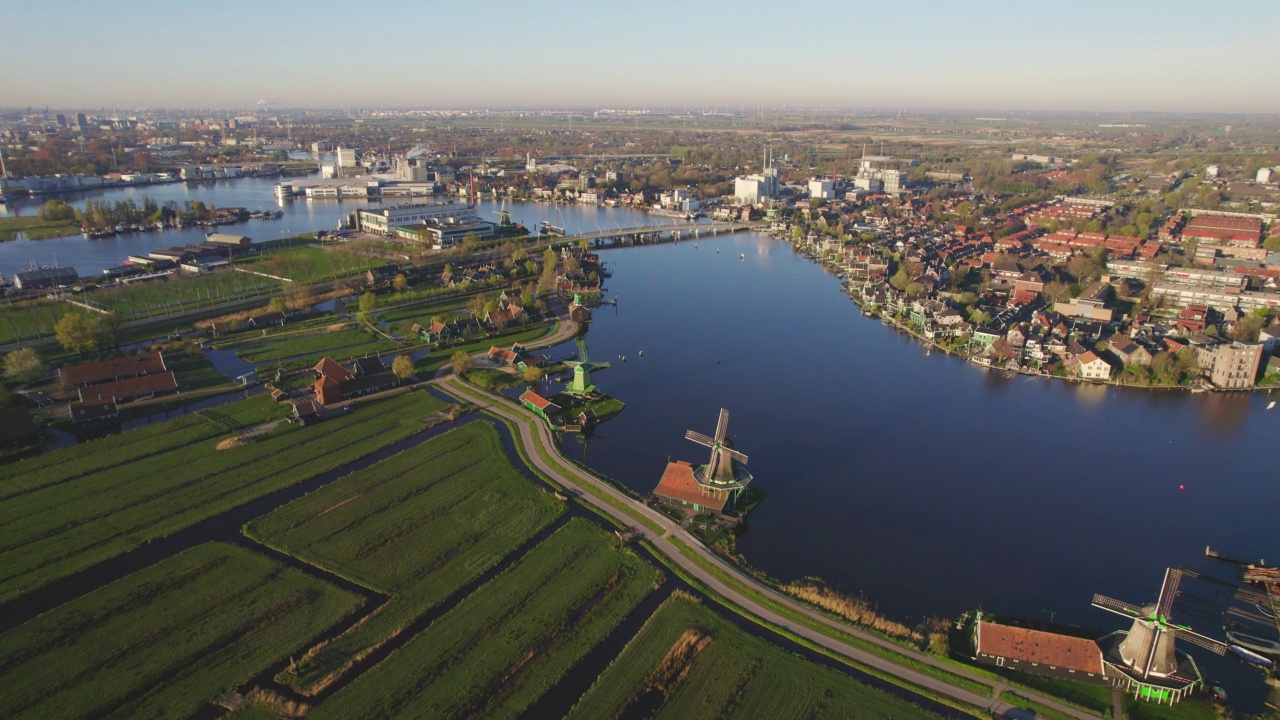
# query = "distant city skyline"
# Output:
<box><xmin>5</xmin><ymin>0</ymin><xmax>1277</xmax><ymax>114</ymax></box>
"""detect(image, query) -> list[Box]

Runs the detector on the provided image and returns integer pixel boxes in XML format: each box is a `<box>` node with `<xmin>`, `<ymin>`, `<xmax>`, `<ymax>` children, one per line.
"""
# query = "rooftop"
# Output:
<box><xmin>653</xmin><ymin>460</ymin><xmax>728</xmax><ymax>512</ymax></box>
<box><xmin>976</xmin><ymin>621</ymin><xmax>1104</xmax><ymax>675</ymax></box>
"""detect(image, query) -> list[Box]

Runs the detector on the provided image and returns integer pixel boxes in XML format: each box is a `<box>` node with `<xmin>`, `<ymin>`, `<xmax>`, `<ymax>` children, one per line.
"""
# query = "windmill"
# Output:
<box><xmin>684</xmin><ymin>409</ymin><xmax>753</xmax><ymax>506</ymax></box>
<box><xmin>1093</xmin><ymin>568</ymin><xmax>1226</xmax><ymax>700</ymax></box>
<box><xmin>562</xmin><ymin>337</ymin><xmax>609</xmax><ymax>396</ymax></box>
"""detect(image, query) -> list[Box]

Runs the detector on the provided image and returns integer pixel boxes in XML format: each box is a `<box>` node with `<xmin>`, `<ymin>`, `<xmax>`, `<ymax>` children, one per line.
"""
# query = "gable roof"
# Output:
<box><xmin>976</xmin><ymin>621</ymin><xmax>1103</xmax><ymax>675</ymax></box>
<box><xmin>59</xmin><ymin>352</ymin><xmax>167</xmax><ymax>387</ymax></box>
<box><xmin>653</xmin><ymin>460</ymin><xmax>728</xmax><ymax>511</ymax></box>
<box><xmin>313</xmin><ymin>357</ymin><xmax>355</xmax><ymax>382</ymax></box>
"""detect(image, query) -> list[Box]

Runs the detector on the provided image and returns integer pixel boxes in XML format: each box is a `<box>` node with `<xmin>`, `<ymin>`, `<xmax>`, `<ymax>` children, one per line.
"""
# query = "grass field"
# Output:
<box><xmin>0</xmin><ymin>391</ymin><xmax>445</xmax><ymax>604</ymax></box>
<box><xmin>0</xmin><ymin>542</ymin><xmax>362</xmax><ymax>720</ymax></box>
<box><xmin>569</xmin><ymin>594</ymin><xmax>949</xmax><ymax>720</ymax></box>
<box><xmin>0</xmin><ymin>298</ymin><xmax>72</xmax><ymax>345</ymax></box>
<box><xmin>309</xmin><ymin>518</ymin><xmax>660</xmax><ymax>720</ymax></box>
<box><xmin>236</xmin><ymin>328</ymin><xmax>390</xmax><ymax>364</ymax></box>
<box><xmin>0</xmin><ymin>215</ymin><xmax>80</xmax><ymax>241</ymax></box>
<box><xmin>83</xmin><ymin>272</ymin><xmax>282</xmax><ymax>319</ymax></box>
<box><xmin>246</xmin><ymin>421</ymin><xmax>565</xmax><ymax>692</ymax></box>
<box><xmin>234</xmin><ymin>246</ymin><xmax>382</xmax><ymax>285</ymax></box>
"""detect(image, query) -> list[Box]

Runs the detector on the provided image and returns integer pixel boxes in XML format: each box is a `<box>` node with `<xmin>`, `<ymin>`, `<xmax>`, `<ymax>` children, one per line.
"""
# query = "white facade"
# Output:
<box><xmin>808</xmin><ymin>179</ymin><xmax>834</xmax><ymax>200</ymax></box>
<box><xmin>1258</xmin><ymin>167</ymin><xmax>1275</xmax><ymax>184</ymax></box>
<box><xmin>336</xmin><ymin>147</ymin><xmax>358</xmax><ymax>168</ymax></box>
<box><xmin>357</xmin><ymin>203</ymin><xmax>482</xmax><ymax>234</ymax></box>
<box><xmin>734</xmin><ymin>167</ymin><xmax>779</xmax><ymax>205</ymax></box>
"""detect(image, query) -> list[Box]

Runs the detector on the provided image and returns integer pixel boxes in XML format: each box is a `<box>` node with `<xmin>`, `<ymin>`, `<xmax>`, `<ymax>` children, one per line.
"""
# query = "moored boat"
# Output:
<box><xmin>1229</xmin><ymin>643</ymin><xmax>1275</xmax><ymax>668</ymax></box>
<box><xmin>1225</xmin><ymin>629</ymin><xmax>1280</xmax><ymax>656</ymax></box>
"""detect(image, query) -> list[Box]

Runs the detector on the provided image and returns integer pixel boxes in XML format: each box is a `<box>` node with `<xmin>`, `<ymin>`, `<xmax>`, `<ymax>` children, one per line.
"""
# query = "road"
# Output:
<box><xmin>436</xmin><ymin>375</ymin><xmax>1103</xmax><ymax>720</ymax></box>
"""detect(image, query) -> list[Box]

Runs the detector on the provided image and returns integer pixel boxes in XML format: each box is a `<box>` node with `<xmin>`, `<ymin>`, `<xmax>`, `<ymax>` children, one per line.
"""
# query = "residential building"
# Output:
<box><xmin>1055</xmin><ymin>282</ymin><xmax>1115</xmax><ymax>322</ymax></box>
<box><xmin>313</xmin><ymin>356</ymin><xmax>399</xmax><ymax>405</ymax></box>
<box><xmin>1208</xmin><ymin>341</ymin><xmax>1263</xmax><ymax>389</ymax></box>
<box><xmin>1076</xmin><ymin>351</ymin><xmax>1112</xmax><ymax>380</ymax></box>
<box><xmin>60</xmin><ymin>352</ymin><xmax>168</xmax><ymax>388</ymax></box>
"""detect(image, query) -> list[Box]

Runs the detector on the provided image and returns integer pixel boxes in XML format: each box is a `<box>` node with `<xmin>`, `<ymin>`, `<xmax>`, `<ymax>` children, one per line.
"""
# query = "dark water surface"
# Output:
<box><xmin>556</xmin><ymin>232</ymin><xmax>1278</xmax><ymax>631</ymax></box>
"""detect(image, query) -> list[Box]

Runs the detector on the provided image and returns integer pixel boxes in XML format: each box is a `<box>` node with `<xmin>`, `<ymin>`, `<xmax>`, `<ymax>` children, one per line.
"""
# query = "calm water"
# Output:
<box><xmin>7</xmin><ymin>180</ymin><xmax>1273</xmax><ymax>635</ymax></box>
<box><xmin>556</xmin><ymin>232</ymin><xmax>1278</xmax><ymax>634</ymax></box>
<box><xmin>0</xmin><ymin>178</ymin><xmax>698</xmax><ymax>278</ymax></box>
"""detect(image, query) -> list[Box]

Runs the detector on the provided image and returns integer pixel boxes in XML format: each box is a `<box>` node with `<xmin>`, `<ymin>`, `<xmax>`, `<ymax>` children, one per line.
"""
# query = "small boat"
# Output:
<box><xmin>1226</xmin><ymin>629</ymin><xmax>1280</xmax><ymax>656</ymax></box>
<box><xmin>1269</xmin><ymin>401</ymin><xmax>1276</xmax><ymax>410</ymax></box>
<box><xmin>637</xmin><ymin>351</ymin><xmax>643</xmax><ymax>358</ymax></box>
<box><xmin>740</xmin><ymin>253</ymin><xmax>745</xmax><ymax>260</ymax></box>
<box><xmin>1229</xmin><ymin>643</ymin><xmax>1275</xmax><ymax>668</ymax></box>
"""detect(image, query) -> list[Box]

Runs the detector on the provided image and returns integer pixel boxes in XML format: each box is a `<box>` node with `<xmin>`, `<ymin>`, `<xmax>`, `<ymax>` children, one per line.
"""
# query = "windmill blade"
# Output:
<box><xmin>722</xmin><ymin>448</ymin><xmax>749</xmax><ymax>465</ymax></box>
<box><xmin>1157</xmin><ymin>568</ymin><xmax>1183</xmax><ymax>621</ymax></box>
<box><xmin>1142</xmin><ymin>627</ymin><xmax>1162</xmax><ymax>678</ymax></box>
<box><xmin>714</xmin><ymin>408</ymin><xmax>730</xmax><ymax>442</ymax></box>
<box><xmin>1170</xmin><ymin>627</ymin><xmax>1227</xmax><ymax>655</ymax></box>
<box><xmin>1093</xmin><ymin>594</ymin><xmax>1144</xmax><ymax>619</ymax></box>
<box><xmin>685</xmin><ymin>430</ymin><xmax>716</xmax><ymax>447</ymax></box>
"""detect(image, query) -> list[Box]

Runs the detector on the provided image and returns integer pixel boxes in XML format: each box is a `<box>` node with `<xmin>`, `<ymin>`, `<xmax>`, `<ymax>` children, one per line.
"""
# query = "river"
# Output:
<box><xmin>0</xmin><ymin>177</ymin><xmax>698</xmax><ymax>278</ymax></box>
<box><xmin>5</xmin><ymin>179</ymin><xmax>1273</xmax><ymax>632</ymax></box>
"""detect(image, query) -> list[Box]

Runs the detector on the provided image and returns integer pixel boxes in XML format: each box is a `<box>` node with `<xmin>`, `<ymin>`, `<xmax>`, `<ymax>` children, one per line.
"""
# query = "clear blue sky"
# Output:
<box><xmin>5</xmin><ymin>0</ymin><xmax>1276</xmax><ymax>113</ymax></box>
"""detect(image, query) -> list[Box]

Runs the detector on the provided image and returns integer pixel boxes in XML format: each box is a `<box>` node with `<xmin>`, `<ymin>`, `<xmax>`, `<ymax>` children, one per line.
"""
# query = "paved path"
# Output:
<box><xmin>438</xmin><ymin>376</ymin><xmax>1103</xmax><ymax>720</ymax></box>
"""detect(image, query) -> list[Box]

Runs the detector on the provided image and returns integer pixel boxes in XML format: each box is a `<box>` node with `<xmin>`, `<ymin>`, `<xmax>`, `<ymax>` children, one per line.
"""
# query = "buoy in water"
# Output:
<box><xmin>1179</xmin><ymin>484</ymin><xmax>1186</xmax><ymax>491</ymax></box>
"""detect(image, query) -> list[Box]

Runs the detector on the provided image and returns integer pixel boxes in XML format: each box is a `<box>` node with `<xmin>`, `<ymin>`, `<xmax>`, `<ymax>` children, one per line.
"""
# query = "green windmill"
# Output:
<box><xmin>562</xmin><ymin>336</ymin><xmax>609</xmax><ymax>396</ymax></box>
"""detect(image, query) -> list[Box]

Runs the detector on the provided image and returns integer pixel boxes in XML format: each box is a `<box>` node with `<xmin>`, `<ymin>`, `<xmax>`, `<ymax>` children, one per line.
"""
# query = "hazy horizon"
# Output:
<box><xmin>5</xmin><ymin>0</ymin><xmax>1277</xmax><ymax>114</ymax></box>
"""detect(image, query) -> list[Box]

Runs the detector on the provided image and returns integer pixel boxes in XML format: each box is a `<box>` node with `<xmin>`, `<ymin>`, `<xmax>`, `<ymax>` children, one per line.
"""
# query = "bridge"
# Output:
<box><xmin>542</xmin><ymin>221</ymin><xmax>761</xmax><ymax>248</ymax></box>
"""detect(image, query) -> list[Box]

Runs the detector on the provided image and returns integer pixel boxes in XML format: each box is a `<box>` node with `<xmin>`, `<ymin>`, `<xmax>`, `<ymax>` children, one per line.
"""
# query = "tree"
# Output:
<box><xmin>1230</xmin><ymin>314</ymin><xmax>1265</xmax><ymax>342</ymax></box>
<box><xmin>1067</xmin><ymin>255</ymin><xmax>1103</xmax><ymax>284</ymax></box>
<box><xmin>3</xmin><ymin>348</ymin><xmax>44</xmax><ymax>384</ymax></box>
<box><xmin>267</xmin><ymin>296</ymin><xmax>286</xmax><ymax>314</ymax></box>
<box><xmin>54</xmin><ymin>312</ymin><xmax>98</xmax><ymax>356</ymax></box>
<box><xmin>968</xmin><ymin>308</ymin><xmax>991</xmax><ymax>326</ymax></box>
<box><xmin>391</xmin><ymin>354</ymin><xmax>414</xmax><ymax>381</ymax></box>
<box><xmin>283</xmin><ymin>281</ymin><xmax>314</xmax><ymax>311</ymax></box>
<box><xmin>359</xmin><ymin>292</ymin><xmax>377</xmax><ymax>313</ymax></box>
<box><xmin>450</xmin><ymin>350</ymin><xmax>473</xmax><ymax>373</ymax></box>
<box><xmin>522</xmin><ymin>366</ymin><xmax>544</xmax><ymax>383</ymax></box>
<box><xmin>393</xmin><ymin>273</ymin><xmax>408</xmax><ymax>292</ymax></box>
<box><xmin>96</xmin><ymin>311</ymin><xmax>122</xmax><ymax>351</ymax></box>
<box><xmin>889</xmin><ymin>267</ymin><xmax>912</xmax><ymax>291</ymax></box>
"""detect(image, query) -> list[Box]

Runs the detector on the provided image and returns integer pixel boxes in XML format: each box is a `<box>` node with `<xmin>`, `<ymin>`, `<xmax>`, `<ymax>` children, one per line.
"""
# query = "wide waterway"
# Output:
<box><xmin>0</xmin><ymin>178</ymin><xmax>696</xmax><ymax>278</ymax></box>
<box><xmin>6</xmin><ymin>179</ymin><xmax>1273</xmax><ymax>633</ymax></box>
<box><xmin>557</xmin><ymin>232</ymin><xmax>1278</xmax><ymax>636</ymax></box>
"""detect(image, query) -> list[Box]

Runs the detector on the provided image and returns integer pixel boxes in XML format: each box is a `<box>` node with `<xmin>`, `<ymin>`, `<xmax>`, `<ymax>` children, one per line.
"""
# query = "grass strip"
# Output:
<box><xmin>310</xmin><ymin>518</ymin><xmax>660</xmax><ymax>720</ymax></box>
<box><xmin>0</xmin><ymin>542</ymin><xmax>362</xmax><ymax>720</ymax></box>
<box><xmin>245</xmin><ymin>422</ymin><xmax>565</xmax><ymax>691</ymax></box>
<box><xmin>568</xmin><ymin>594</ymin><xmax>953</xmax><ymax>720</ymax></box>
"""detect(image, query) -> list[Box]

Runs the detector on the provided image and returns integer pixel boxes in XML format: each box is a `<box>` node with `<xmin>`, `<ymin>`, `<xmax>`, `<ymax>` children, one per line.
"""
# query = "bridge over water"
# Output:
<box><xmin>544</xmin><ymin>221</ymin><xmax>761</xmax><ymax>248</ymax></box>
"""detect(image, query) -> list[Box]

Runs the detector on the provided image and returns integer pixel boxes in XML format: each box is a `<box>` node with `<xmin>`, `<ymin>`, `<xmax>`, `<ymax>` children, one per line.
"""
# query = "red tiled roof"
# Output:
<box><xmin>653</xmin><ymin>461</ymin><xmax>727</xmax><ymax>512</ymax></box>
<box><xmin>313</xmin><ymin>357</ymin><xmax>354</xmax><ymax>382</ymax></box>
<box><xmin>520</xmin><ymin>389</ymin><xmax>559</xmax><ymax>412</ymax></box>
<box><xmin>78</xmin><ymin>371</ymin><xmax>177</xmax><ymax>404</ymax></box>
<box><xmin>60</xmin><ymin>352</ymin><xmax>167</xmax><ymax>387</ymax></box>
<box><xmin>976</xmin><ymin>621</ymin><xmax>1103</xmax><ymax>675</ymax></box>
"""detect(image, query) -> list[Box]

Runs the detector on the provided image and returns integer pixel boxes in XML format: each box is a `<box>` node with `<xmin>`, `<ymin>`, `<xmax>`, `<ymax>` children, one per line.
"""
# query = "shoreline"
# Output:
<box><xmin>781</xmin><ymin>234</ymin><xmax>1278</xmax><ymax>396</ymax></box>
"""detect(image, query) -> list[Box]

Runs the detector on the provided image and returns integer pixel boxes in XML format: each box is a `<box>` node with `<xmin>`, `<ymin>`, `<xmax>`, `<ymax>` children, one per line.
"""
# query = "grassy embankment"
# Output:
<box><xmin>0</xmin><ymin>391</ymin><xmax>444</xmax><ymax>604</ymax></box>
<box><xmin>662</xmin><ymin>535</ymin><xmax>992</xmax><ymax>699</ymax></box>
<box><xmin>0</xmin><ymin>542</ymin><xmax>362</xmax><ymax>720</ymax></box>
<box><xmin>568</xmin><ymin>594</ymin><xmax>951</xmax><ymax>720</ymax></box>
<box><xmin>244</xmin><ymin>422</ymin><xmax>565</xmax><ymax>694</ymax></box>
<box><xmin>0</xmin><ymin>215</ymin><xmax>79</xmax><ymax>241</ymax></box>
<box><xmin>309</xmin><ymin>518</ymin><xmax>660</xmax><ymax>720</ymax></box>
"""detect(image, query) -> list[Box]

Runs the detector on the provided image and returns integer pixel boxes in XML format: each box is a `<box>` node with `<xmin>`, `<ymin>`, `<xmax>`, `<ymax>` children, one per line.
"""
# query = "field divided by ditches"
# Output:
<box><xmin>0</xmin><ymin>391</ymin><xmax>444</xmax><ymax>604</ymax></box>
<box><xmin>0</xmin><ymin>542</ymin><xmax>363</xmax><ymax>720</ymax></box>
<box><xmin>245</xmin><ymin>421</ymin><xmax>566</xmax><ymax>692</ymax></box>
<box><xmin>568</xmin><ymin>594</ymin><xmax>950</xmax><ymax>720</ymax></box>
<box><xmin>309</xmin><ymin>518</ymin><xmax>661</xmax><ymax>720</ymax></box>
